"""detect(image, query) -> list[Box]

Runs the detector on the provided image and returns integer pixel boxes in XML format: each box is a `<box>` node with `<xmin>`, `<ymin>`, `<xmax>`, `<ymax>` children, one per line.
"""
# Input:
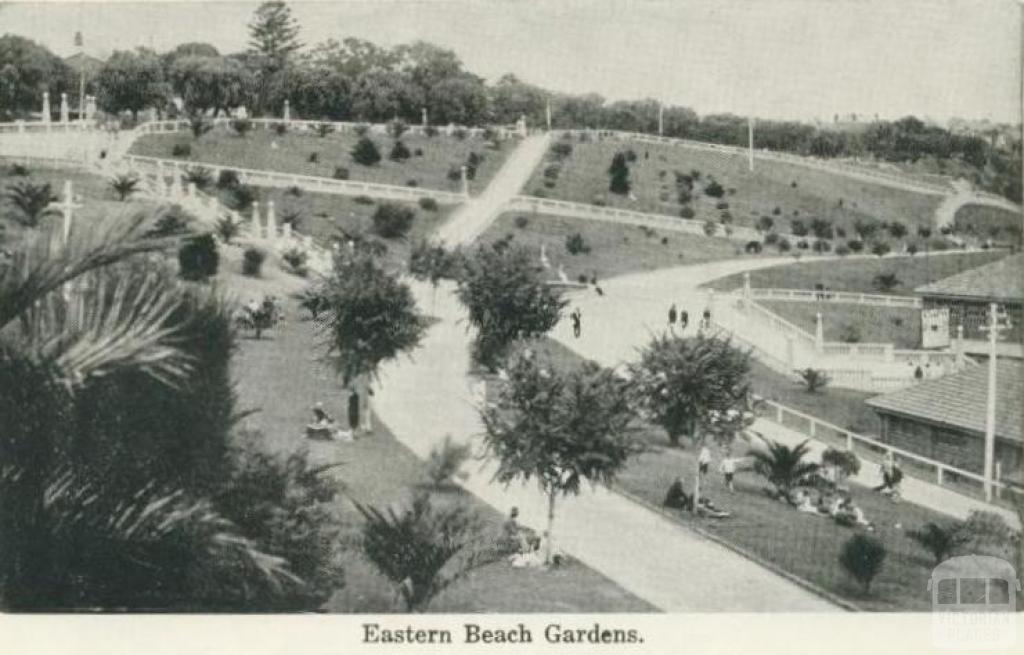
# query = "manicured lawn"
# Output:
<box><xmin>228</xmin><ymin>278</ymin><xmax>652</xmax><ymax>613</ymax></box>
<box><xmin>527</xmin><ymin>135</ymin><xmax>943</xmax><ymax>237</ymax></box>
<box><xmin>130</xmin><ymin>125</ymin><xmax>511</xmax><ymax>195</ymax></box>
<box><xmin>954</xmin><ymin>203</ymin><xmax>1021</xmax><ymax>245</ymax></box>
<box><xmin>218</xmin><ymin>185</ymin><xmax>453</xmax><ymax>272</ymax></box>
<box><xmin>526</xmin><ymin>336</ymin><xmax>961</xmax><ymax>611</ymax></box>
<box><xmin>702</xmin><ymin>250</ymin><xmax>1008</xmax><ymax>295</ymax></box>
<box><xmin>759</xmin><ymin>301</ymin><xmax>921</xmax><ymax>349</ymax></box>
<box><xmin>477</xmin><ymin>211</ymin><xmax>766</xmax><ymax>282</ymax></box>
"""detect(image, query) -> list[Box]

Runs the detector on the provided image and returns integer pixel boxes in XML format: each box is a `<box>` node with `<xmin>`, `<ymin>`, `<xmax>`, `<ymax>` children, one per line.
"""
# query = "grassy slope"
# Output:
<box><xmin>227</xmin><ymin>271</ymin><xmax>651</xmax><ymax>612</ymax></box>
<box><xmin>130</xmin><ymin>126</ymin><xmax>510</xmax><ymax>195</ymax></box>
<box><xmin>529</xmin><ymin>337</ymin><xmax>951</xmax><ymax>611</ymax></box>
<box><xmin>527</xmin><ymin>136</ymin><xmax>943</xmax><ymax>235</ymax></box>
<box><xmin>759</xmin><ymin>301</ymin><xmax>922</xmax><ymax>349</ymax></box>
<box><xmin>478</xmin><ymin>212</ymin><xmax>766</xmax><ymax>282</ymax></box>
<box><xmin>953</xmin><ymin>203</ymin><xmax>1022</xmax><ymax>245</ymax></box>
<box><xmin>702</xmin><ymin>250</ymin><xmax>1008</xmax><ymax>295</ymax></box>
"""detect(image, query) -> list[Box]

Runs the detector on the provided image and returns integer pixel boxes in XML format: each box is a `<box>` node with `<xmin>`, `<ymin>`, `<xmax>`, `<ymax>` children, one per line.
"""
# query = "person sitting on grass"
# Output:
<box><xmin>509</xmin><ymin>535</ymin><xmax>544</xmax><ymax>568</ymax></box>
<box><xmin>832</xmin><ymin>496</ymin><xmax>874</xmax><ymax>530</ymax></box>
<box><xmin>695</xmin><ymin>495</ymin><xmax>731</xmax><ymax>519</ymax></box>
<box><xmin>500</xmin><ymin>507</ymin><xmax>532</xmax><ymax>555</ymax></box>
<box><xmin>663</xmin><ymin>476</ymin><xmax>694</xmax><ymax>512</ymax></box>
<box><xmin>305</xmin><ymin>403</ymin><xmax>352</xmax><ymax>442</ymax></box>
<box><xmin>793</xmin><ymin>489</ymin><xmax>823</xmax><ymax>516</ymax></box>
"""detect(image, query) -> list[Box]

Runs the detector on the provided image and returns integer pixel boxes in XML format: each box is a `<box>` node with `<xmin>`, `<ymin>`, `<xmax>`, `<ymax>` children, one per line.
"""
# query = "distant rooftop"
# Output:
<box><xmin>915</xmin><ymin>254</ymin><xmax>1023</xmax><ymax>303</ymax></box>
<box><xmin>866</xmin><ymin>359</ymin><xmax>1023</xmax><ymax>444</ymax></box>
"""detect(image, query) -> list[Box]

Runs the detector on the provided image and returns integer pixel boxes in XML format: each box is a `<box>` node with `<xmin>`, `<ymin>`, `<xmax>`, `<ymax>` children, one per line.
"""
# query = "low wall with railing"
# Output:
<box><xmin>742</xmin><ymin>288</ymin><xmax>923</xmax><ymax>309</ymax></box>
<box><xmin>759</xmin><ymin>398</ymin><xmax>1022</xmax><ymax>512</ymax></box>
<box><xmin>134</xmin><ymin>117</ymin><xmax>521</xmax><ymax>141</ymax></box>
<box><xmin>123</xmin><ymin>154</ymin><xmax>468</xmax><ymax>205</ymax></box>
<box><xmin>0</xmin><ymin>121</ymin><xmax>96</xmax><ymax>135</ymax></box>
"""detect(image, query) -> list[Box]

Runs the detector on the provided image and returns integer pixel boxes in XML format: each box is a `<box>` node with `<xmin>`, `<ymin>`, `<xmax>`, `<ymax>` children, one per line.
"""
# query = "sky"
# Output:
<box><xmin>2</xmin><ymin>0</ymin><xmax>1021</xmax><ymax>124</ymax></box>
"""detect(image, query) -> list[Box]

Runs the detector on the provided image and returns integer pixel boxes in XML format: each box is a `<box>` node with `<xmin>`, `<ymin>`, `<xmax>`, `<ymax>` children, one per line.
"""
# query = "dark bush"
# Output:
<box><xmin>332</xmin><ymin>166</ymin><xmax>349</xmax><ymax>180</ymax></box>
<box><xmin>178</xmin><ymin>233</ymin><xmax>219</xmax><ymax>281</ymax></box>
<box><xmin>216</xmin><ymin>169</ymin><xmax>239</xmax><ymax>189</ymax></box>
<box><xmin>796</xmin><ymin>240</ymin><xmax>809</xmax><ymax>250</ymax></box>
<box><xmin>351</xmin><ymin>137</ymin><xmax>382</xmax><ymax>166</ymax></box>
<box><xmin>835</xmin><ymin>245</ymin><xmax>850</xmax><ymax>256</ymax></box>
<box><xmin>839</xmin><ymin>534</ymin><xmax>886</xmax><ymax>593</ymax></box>
<box><xmin>680</xmin><ymin>206</ymin><xmax>696</xmax><ymax>219</ymax></box>
<box><xmin>847</xmin><ymin>239</ymin><xmax>864</xmax><ymax>253</ymax></box>
<box><xmin>371</xmin><ymin>203</ymin><xmax>416</xmax><ymax>239</ymax></box>
<box><xmin>273</xmin><ymin>122</ymin><xmax>287</xmax><ymax>135</ymax></box>
<box><xmin>447</xmin><ymin>166</ymin><xmax>462</xmax><ymax>182</ymax></box>
<box><xmin>871</xmin><ymin>241</ymin><xmax>891</xmax><ymax>257</ymax></box>
<box><xmin>389</xmin><ymin>140</ymin><xmax>411</xmax><ymax>161</ymax></box>
<box><xmin>550</xmin><ymin>142</ymin><xmax>573</xmax><ymax>159</ymax></box>
<box><xmin>790</xmin><ymin>219</ymin><xmax>808</xmax><ymax>236</ymax></box>
<box><xmin>453</xmin><ymin>127</ymin><xmax>468</xmax><ymax>140</ymax></box>
<box><xmin>242</xmin><ymin>247</ymin><xmax>266</xmax><ymax>277</ymax></box>
<box><xmin>813</xmin><ymin>240</ymin><xmax>831</xmax><ymax>253</ymax></box>
<box><xmin>777</xmin><ymin>238</ymin><xmax>792</xmax><ymax>252</ymax></box>
<box><xmin>514</xmin><ymin>215</ymin><xmax>529</xmax><ymax>229</ymax></box>
<box><xmin>703</xmin><ymin>220</ymin><xmax>718</xmax><ymax>236</ymax></box>
<box><xmin>406</xmin><ymin>179</ymin><xmax>418</xmax><ymax>187</ymax></box>
<box><xmin>424</xmin><ymin>125</ymin><xmax>439</xmax><ymax>137</ymax></box>
<box><xmin>315</xmin><ymin>123</ymin><xmax>334</xmax><ymax>138</ymax></box>
<box><xmin>413</xmin><ymin>148</ymin><xmax>423</xmax><ymax>157</ymax></box>
<box><xmin>907</xmin><ymin>243</ymin><xmax>919</xmax><ymax>255</ymax></box>
<box><xmin>716</xmin><ymin>201</ymin><xmax>729</xmax><ymax>210</ymax></box>
<box><xmin>229</xmin><ymin>185</ymin><xmax>257</xmax><ymax>211</ymax></box>
<box><xmin>230</xmin><ymin>118</ymin><xmax>253</xmax><ymax>137</ymax></box>
<box><xmin>419</xmin><ymin>197</ymin><xmax>439</xmax><ymax>211</ymax></box>
<box><xmin>172</xmin><ymin>143</ymin><xmax>192</xmax><ymax>158</ymax></box>
<box><xmin>565</xmin><ymin>232</ymin><xmax>591</xmax><ymax>255</ymax></box>
<box><xmin>354</xmin><ymin>195</ymin><xmax>374</xmax><ymax>205</ymax></box>
<box><xmin>764</xmin><ymin>232</ymin><xmax>780</xmax><ymax>245</ymax></box>
<box><xmin>704</xmin><ymin>181</ymin><xmax>725</xmax><ymax>198</ymax></box>
<box><xmin>308</xmin><ymin>152</ymin><xmax>319</xmax><ymax>163</ymax></box>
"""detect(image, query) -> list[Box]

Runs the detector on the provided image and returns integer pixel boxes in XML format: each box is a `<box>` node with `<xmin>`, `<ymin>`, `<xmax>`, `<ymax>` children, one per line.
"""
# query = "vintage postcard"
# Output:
<box><xmin>0</xmin><ymin>0</ymin><xmax>1021</xmax><ymax>652</ymax></box>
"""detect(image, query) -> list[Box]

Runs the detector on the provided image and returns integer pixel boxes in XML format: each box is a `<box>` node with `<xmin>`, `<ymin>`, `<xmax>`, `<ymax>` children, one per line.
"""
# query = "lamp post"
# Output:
<box><xmin>75</xmin><ymin>31</ymin><xmax>85</xmax><ymax>125</ymax></box>
<box><xmin>979</xmin><ymin>302</ymin><xmax>1011</xmax><ymax>502</ymax></box>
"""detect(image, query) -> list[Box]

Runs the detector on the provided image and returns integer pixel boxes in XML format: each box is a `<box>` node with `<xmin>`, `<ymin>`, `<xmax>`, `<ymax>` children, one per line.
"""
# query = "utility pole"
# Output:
<box><xmin>658</xmin><ymin>103</ymin><xmax>664</xmax><ymax>136</ymax></box>
<box><xmin>979</xmin><ymin>302</ymin><xmax>1011</xmax><ymax>501</ymax></box>
<box><xmin>75</xmin><ymin>31</ymin><xmax>85</xmax><ymax>124</ymax></box>
<box><xmin>747</xmin><ymin>116</ymin><xmax>755</xmax><ymax>171</ymax></box>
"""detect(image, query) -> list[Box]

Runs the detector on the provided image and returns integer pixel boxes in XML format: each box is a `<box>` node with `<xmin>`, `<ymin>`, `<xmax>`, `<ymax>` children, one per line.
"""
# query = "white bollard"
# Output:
<box><xmin>282</xmin><ymin>221</ymin><xmax>292</xmax><ymax>241</ymax></box>
<box><xmin>266</xmin><ymin>200</ymin><xmax>276</xmax><ymax>242</ymax></box>
<box><xmin>251</xmin><ymin>201</ymin><xmax>261</xmax><ymax>239</ymax></box>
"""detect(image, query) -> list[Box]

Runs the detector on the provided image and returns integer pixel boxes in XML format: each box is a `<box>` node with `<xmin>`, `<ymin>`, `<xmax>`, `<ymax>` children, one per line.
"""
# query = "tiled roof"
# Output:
<box><xmin>915</xmin><ymin>254</ymin><xmax>1024</xmax><ymax>302</ymax></box>
<box><xmin>866</xmin><ymin>360</ymin><xmax>1023</xmax><ymax>444</ymax></box>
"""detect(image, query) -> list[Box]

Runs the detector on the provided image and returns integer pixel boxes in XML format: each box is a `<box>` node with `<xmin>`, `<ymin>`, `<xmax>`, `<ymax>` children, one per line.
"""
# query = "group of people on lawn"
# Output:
<box><xmin>500</xmin><ymin>507</ymin><xmax>563</xmax><ymax>569</ymax></box>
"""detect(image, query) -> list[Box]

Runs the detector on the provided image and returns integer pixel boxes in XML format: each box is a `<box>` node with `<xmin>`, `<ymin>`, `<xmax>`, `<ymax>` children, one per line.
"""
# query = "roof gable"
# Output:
<box><xmin>915</xmin><ymin>254</ymin><xmax>1023</xmax><ymax>302</ymax></box>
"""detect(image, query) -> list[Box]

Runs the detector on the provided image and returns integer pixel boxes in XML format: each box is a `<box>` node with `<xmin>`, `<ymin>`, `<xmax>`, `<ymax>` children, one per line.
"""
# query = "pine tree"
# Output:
<box><xmin>248</xmin><ymin>1</ymin><xmax>302</xmax><ymax>71</ymax></box>
<box><xmin>608</xmin><ymin>151</ymin><xmax>631</xmax><ymax>195</ymax></box>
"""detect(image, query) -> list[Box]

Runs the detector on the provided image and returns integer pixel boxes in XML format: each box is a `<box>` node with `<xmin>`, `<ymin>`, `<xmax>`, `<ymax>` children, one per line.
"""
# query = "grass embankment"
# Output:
<box><xmin>530</xmin><ymin>337</ymin><xmax>969</xmax><ymax>611</ymax></box>
<box><xmin>702</xmin><ymin>250</ymin><xmax>1008</xmax><ymax>295</ymax></box>
<box><xmin>953</xmin><ymin>203</ymin><xmax>1022</xmax><ymax>246</ymax></box>
<box><xmin>228</xmin><ymin>274</ymin><xmax>652</xmax><ymax>612</ymax></box>
<box><xmin>526</xmin><ymin>135</ymin><xmax>943</xmax><ymax>238</ymax></box>
<box><xmin>478</xmin><ymin>211</ymin><xmax>767</xmax><ymax>281</ymax></box>
<box><xmin>758</xmin><ymin>301</ymin><xmax>921</xmax><ymax>349</ymax></box>
<box><xmin>130</xmin><ymin>125</ymin><xmax>510</xmax><ymax>195</ymax></box>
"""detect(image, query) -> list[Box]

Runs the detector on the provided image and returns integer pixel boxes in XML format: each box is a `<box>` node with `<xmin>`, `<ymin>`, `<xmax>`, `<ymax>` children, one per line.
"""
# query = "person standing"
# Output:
<box><xmin>698</xmin><ymin>446</ymin><xmax>712</xmax><ymax>478</ymax></box>
<box><xmin>571</xmin><ymin>308</ymin><xmax>582</xmax><ymax>338</ymax></box>
<box><xmin>679</xmin><ymin>309</ymin><xmax>689</xmax><ymax>331</ymax></box>
<box><xmin>719</xmin><ymin>456</ymin><xmax>737</xmax><ymax>492</ymax></box>
<box><xmin>668</xmin><ymin>303</ymin><xmax>678</xmax><ymax>327</ymax></box>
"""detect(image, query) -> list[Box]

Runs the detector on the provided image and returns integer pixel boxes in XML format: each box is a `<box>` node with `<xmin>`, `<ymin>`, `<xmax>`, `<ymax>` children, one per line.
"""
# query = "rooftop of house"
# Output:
<box><xmin>915</xmin><ymin>253</ymin><xmax>1023</xmax><ymax>303</ymax></box>
<box><xmin>866</xmin><ymin>359</ymin><xmax>1023</xmax><ymax>444</ymax></box>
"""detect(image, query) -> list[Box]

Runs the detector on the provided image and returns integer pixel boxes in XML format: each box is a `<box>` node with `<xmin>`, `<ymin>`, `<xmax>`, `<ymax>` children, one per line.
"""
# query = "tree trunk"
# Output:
<box><xmin>545</xmin><ymin>490</ymin><xmax>556</xmax><ymax>564</ymax></box>
<box><xmin>692</xmin><ymin>428</ymin><xmax>703</xmax><ymax>514</ymax></box>
<box><xmin>359</xmin><ymin>375</ymin><xmax>373</xmax><ymax>433</ymax></box>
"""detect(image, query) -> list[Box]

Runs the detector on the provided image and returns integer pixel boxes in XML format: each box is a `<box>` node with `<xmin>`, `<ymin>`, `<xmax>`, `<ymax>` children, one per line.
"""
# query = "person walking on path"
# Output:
<box><xmin>571</xmin><ymin>308</ymin><xmax>582</xmax><ymax>338</ymax></box>
<box><xmin>719</xmin><ymin>456</ymin><xmax>737</xmax><ymax>493</ymax></box>
<box><xmin>679</xmin><ymin>309</ymin><xmax>689</xmax><ymax>332</ymax></box>
<box><xmin>698</xmin><ymin>446</ymin><xmax>713</xmax><ymax>478</ymax></box>
<box><xmin>668</xmin><ymin>303</ymin><xmax>678</xmax><ymax>328</ymax></box>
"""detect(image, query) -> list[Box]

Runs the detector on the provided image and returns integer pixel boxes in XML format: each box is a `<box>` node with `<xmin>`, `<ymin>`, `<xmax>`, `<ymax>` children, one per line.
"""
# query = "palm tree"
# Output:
<box><xmin>110</xmin><ymin>174</ymin><xmax>140</xmax><ymax>201</ymax></box>
<box><xmin>183</xmin><ymin>166</ymin><xmax>214</xmax><ymax>191</ymax></box>
<box><xmin>355</xmin><ymin>494</ymin><xmax>490</xmax><ymax>611</ymax></box>
<box><xmin>0</xmin><ymin>209</ymin><xmax>298</xmax><ymax>609</ymax></box>
<box><xmin>4</xmin><ymin>180</ymin><xmax>56</xmax><ymax>227</ymax></box>
<box><xmin>749</xmin><ymin>438</ymin><xmax>819</xmax><ymax>501</ymax></box>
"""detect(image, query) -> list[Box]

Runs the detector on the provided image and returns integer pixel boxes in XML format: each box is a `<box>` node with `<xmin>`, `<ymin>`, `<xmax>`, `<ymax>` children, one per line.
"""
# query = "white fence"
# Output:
<box><xmin>122</xmin><ymin>154</ymin><xmax>468</xmax><ymax>205</ymax></box>
<box><xmin>505</xmin><ymin>195</ymin><xmax>764</xmax><ymax>242</ymax></box>
<box><xmin>134</xmin><ymin>117</ymin><xmax>521</xmax><ymax>141</ymax></box>
<box><xmin>742</xmin><ymin>287</ymin><xmax>923</xmax><ymax>309</ymax></box>
<box><xmin>556</xmin><ymin>129</ymin><xmax>955</xmax><ymax>196</ymax></box>
<box><xmin>760</xmin><ymin>398</ymin><xmax>1021</xmax><ymax>506</ymax></box>
<box><xmin>0</xmin><ymin>121</ymin><xmax>96</xmax><ymax>135</ymax></box>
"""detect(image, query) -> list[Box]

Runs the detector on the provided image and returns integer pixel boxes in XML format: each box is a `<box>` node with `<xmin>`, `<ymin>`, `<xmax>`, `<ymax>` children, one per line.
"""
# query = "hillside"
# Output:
<box><xmin>527</xmin><ymin>135</ymin><xmax>944</xmax><ymax>238</ymax></box>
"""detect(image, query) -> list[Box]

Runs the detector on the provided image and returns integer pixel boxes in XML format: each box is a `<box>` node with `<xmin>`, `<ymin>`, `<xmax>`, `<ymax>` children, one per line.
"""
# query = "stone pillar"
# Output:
<box><xmin>42</xmin><ymin>92</ymin><xmax>51</xmax><ymax>125</ymax></box>
<box><xmin>460</xmin><ymin>166</ymin><xmax>469</xmax><ymax>198</ymax></box>
<box><xmin>266</xmin><ymin>200</ymin><xmax>276</xmax><ymax>242</ymax></box>
<box><xmin>956</xmin><ymin>324</ymin><xmax>966</xmax><ymax>367</ymax></box>
<box><xmin>421</xmin><ymin>107</ymin><xmax>428</xmax><ymax>128</ymax></box>
<box><xmin>815</xmin><ymin>312</ymin><xmax>824</xmax><ymax>353</ymax></box>
<box><xmin>518</xmin><ymin>114</ymin><xmax>527</xmax><ymax>137</ymax></box>
<box><xmin>282</xmin><ymin>221</ymin><xmax>292</xmax><ymax>241</ymax></box>
<box><xmin>743</xmin><ymin>271</ymin><xmax>751</xmax><ymax>300</ymax></box>
<box><xmin>60</xmin><ymin>93</ymin><xmax>69</xmax><ymax>124</ymax></box>
<box><xmin>658</xmin><ymin>104</ymin><xmax>664</xmax><ymax>136</ymax></box>
<box><xmin>283</xmin><ymin>99</ymin><xmax>291</xmax><ymax>123</ymax></box>
<box><xmin>187</xmin><ymin>182</ymin><xmax>197</xmax><ymax>198</ymax></box>
<box><xmin>545</xmin><ymin>100</ymin><xmax>552</xmax><ymax>131</ymax></box>
<box><xmin>251</xmin><ymin>201</ymin><xmax>261</xmax><ymax>238</ymax></box>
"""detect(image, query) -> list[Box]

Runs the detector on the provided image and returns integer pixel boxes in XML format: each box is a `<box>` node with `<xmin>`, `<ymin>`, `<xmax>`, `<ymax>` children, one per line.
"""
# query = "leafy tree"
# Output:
<box><xmin>908</xmin><ymin>521</ymin><xmax>968</xmax><ymax>566</ymax></box>
<box><xmin>230</xmin><ymin>118</ymin><xmax>253</xmax><ymax>137</ymax></box>
<box><xmin>608</xmin><ymin>152</ymin><xmax>631</xmax><ymax>195</ymax></box>
<box><xmin>481</xmin><ymin>350</ymin><xmax>640</xmax><ymax>562</ymax></box>
<box><xmin>631</xmin><ymin>334</ymin><xmax>751</xmax><ymax>448</ymax></box>
<box><xmin>189</xmin><ymin>115</ymin><xmax>214</xmax><ymax>138</ymax></box>
<box><xmin>455</xmin><ymin>237</ymin><xmax>566</xmax><ymax>370</ymax></box>
<box><xmin>170</xmin><ymin>56</ymin><xmax>252</xmax><ymax>117</ymax></box>
<box><xmin>215</xmin><ymin>216</ymin><xmax>240</xmax><ymax>244</ymax></box>
<box><xmin>320</xmin><ymin>251</ymin><xmax>426</xmax><ymax>430</ymax></box>
<box><xmin>839</xmin><ymin>534</ymin><xmax>886</xmax><ymax>594</ymax></box>
<box><xmin>565</xmin><ymin>232</ymin><xmax>591</xmax><ymax>255</ymax></box>
<box><xmin>821</xmin><ymin>448</ymin><xmax>860</xmax><ymax>485</ymax></box>
<box><xmin>790</xmin><ymin>219</ymin><xmax>808</xmax><ymax>236</ymax></box>
<box><xmin>351</xmin><ymin>136</ymin><xmax>382</xmax><ymax>166</ymax></box>
<box><xmin>798</xmin><ymin>367</ymin><xmax>830</xmax><ymax>393</ymax></box>
<box><xmin>409</xmin><ymin>239</ymin><xmax>461</xmax><ymax>305</ymax></box>
<box><xmin>0</xmin><ymin>34</ymin><xmax>73</xmax><ymax>121</ymax></box>
<box><xmin>888</xmin><ymin>221</ymin><xmax>908</xmax><ymax>239</ymax></box>
<box><xmin>757</xmin><ymin>216</ymin><xmax>774</xmax><ymax>232</ymax></box>
<box><xmin>4</xmin><ymin>180</ymin><xmax>55</xmax><ymax>227</ymax></box>
<box><xmin>242</xmin><ymin>247</ymin><xmax>266</xmax><ymax>277</ymax></box>
<box><xmin>810</xmin><ymin>218</ymin><xmax>834</xmax><ymax>239</ymax></box>
<box><xmin>178</xmin><ymin>233</ymin><xmax>219</xmax><ymax>281</ymax></box>
<box><xmin>389</xmin><ymin>139</ymin><xmax>412</xmax><ymax>161</ymax></box>
<box><xmin>704</xmin><ymin>180</ymin><xmax>725</xmax><ymax>198</ymax></box>
<box><xmin>356</xmin><ymin>494</ymin><xmax>486</xmax><ymax>611</ymax></box>
<box><xmin>749</xmin><ymin>438</ymin><xmax>819</xmax><ymax>500</ymax></box>
<box><xmin>96</xmin><ymin>48</ymin><xmax>168</xmax><ymax>120</ymax></box>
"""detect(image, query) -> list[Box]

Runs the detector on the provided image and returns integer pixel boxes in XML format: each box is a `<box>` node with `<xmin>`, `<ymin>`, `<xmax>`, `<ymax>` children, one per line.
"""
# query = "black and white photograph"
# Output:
<box><xmin>0</xmin><ymin>0</ymin><xmax>1021</xmax><ymax>650</ymax></box>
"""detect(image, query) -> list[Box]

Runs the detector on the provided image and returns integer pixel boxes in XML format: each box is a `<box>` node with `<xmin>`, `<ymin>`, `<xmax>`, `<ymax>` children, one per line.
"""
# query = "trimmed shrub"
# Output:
<box><xmin>285</xmin><ymin>185</ymin><xmax>303</xmax><ymax>197</ymax></box>
<box><xmin>389</xmin><ymin>140</ymin><xmax>411</xmax><ymax>161</ymax></box>
<box><xmin>172</xmin><ymin>143</ymin><xmax>191</xmax><ymax>158</ymax></box>
<box><xmin>216</xmin><ymin>169</ymin><xmax>239</xmax><ymax>189</ymax></box>
<box><xmin>413</xmin><ymin>148</ymin><xmax>423</xmax><ymax>157</ymax></box>
<box><xmin>351</xmin><ymin>137</ymin><xmax>382</xmax><ymax>166</ymax></box>
<box><xmin>308</xmin><ymin>152</ymin><xmax>319</xmax><ymax>163</ymax></box>
<box><xmin>846</xmin><ymin>239</ymin><xmax>864</xmax><ymax>253</ymax></box>
<box><xmin>242</xmin><ymin>247</ymin><xmax>266</xmax><ymax>277</ymax></box>
<box><xmin>406</xmin><ymin>179</ymin><xmax>418</xmax><ymax>187</ymax></box>
<box><xmin>839</xmin><ymin>534</ymin><xmax>886</xmax><ymax>593</ymax></box>
<box><xmin>281</xmin><ymin>248</ymin><xmax>308</xmax><ymax>277</ymax></box>
<box><xmin>273</xmin><ymin>122</ymin><xmax>287</xmax><ymax>135</ymax></box>
<box><xmin>228</xmin><ymin>185</ymin><xmax>257</xmax><ymax>211</ymax></box>
<box><xmin>230</xmin><ymin>118</ymin><xmax>252</xmax><ymax>137</ymax></box>
<box><xmin>796</xmin><ymin>239</ymin><xmax>809</xmax><ymax>250</ymax></box>
<box><xmin>453</xmin><ymin>127</ymin><xmax>468</xmax><ymax>140</ymax></box>
<box><xmin>715</xmin><ymin>201</ymin><xmax>729</xmax><ymax>210</ymax></box>
<box><xmin>333</xmin><ymin>166</ymin><xmax>349</xmax><ymax>180</ymax></box>
<box><xmin>777</xmin><ymin>238</ymin><xmax>792</xmax><ymax>252</ymax></box>
<box><xmin>178</xmin><ymin>233</ymin><xmax>219</xmax><ymax>281</ymax></box>
<box><xmin>371</xmin><ymin>203</ymin><xmax>416</xmax><ymax>239</ymax></box>
<box><xmin>790</xmin><ymin>219</ymin><xmax>808</xmax><ymax>236</ymax></box>
<box><xmin>418</xmin><ymin>197</ymin><xmax>439</xmax><ymax>212</ymax></box>
<box><xmin>813</xmin><ymin>240</ymin><xmax>831</xmax><ymax>253</ymax></box>
<box><xmin>565</xmin><ymin>232</ymin><xmax>591</xmax><ymax>255</ymax></box>
<box><xmin>703</xmin><ymin>220</ymin><xmax>718</xmax><ymax>236</ymax></box>
<box><xmin>514</xmin><ymin>215</ymin><xmax>529</xmax><ymax>229</ymax></box>
<box><xmin>315</xmin><ymin>123</ymin><xmax>334</xmax><ymax>138</ymax></box>
<box><xmin>704</xmin><ymin>180</ymin><xmax>725</xmax><ymax>198</ymax></box>
<box><xmin>550</xmin><ymin>142</ymin><xmax>573</xmax><ymax>159</ymax></box>
<box><xmin>354</xmin><ymin>195</ymin><xmax>374</xmax><ymax>205</ymax></box>
<box><xmin>871</xmin><ymin>241</ymin><xmax>891</xmax><ymax>257</ymax></box>
<box><xmin>835</xmin><ymin>245</ymin><xmax>850</xmax><ymax>256</ymax></box>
